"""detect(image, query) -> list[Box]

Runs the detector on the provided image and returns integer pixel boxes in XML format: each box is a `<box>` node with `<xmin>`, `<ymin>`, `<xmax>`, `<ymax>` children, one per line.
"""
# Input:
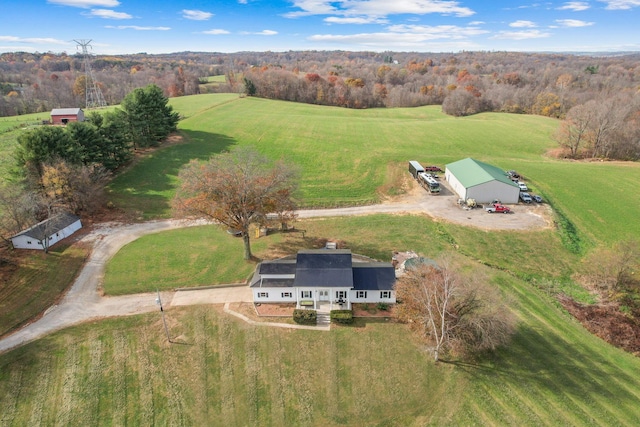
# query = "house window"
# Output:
<box><xmin>301</xmin><ymin>290</ymin><xmax>312</xmax><ymax>299</ymax></box>
<box><xmin>380</xmin><ymin>291</ymin><xmax>391</xmax><ymax>299</ymax></box>
<box><xmin>281</xmin><ymin>292</ymin><xmax>292</xmax><ymax>298</ymax></box>
<box><xmin>257</xmin><ymin>292</ymin><xmax>269</xmax><ymax>298</ymax></box>
<box><xmin>27</xmin><ymin>241</ymin><xmax>32</xmax><ymax>245</ymax></box>
<box><xmin>335</xmin><ymin>291</ymin><xmax>347</xmax><ymax>300</ymax></box>
<box><xmin>357</xmin><ymin>291</ymin><xmax>367</xmax><ymax>299</ymax></box>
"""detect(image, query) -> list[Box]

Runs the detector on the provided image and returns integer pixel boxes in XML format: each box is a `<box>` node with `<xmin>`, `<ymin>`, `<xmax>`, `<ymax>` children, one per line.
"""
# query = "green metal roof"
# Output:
<box><xmin>446</xmin><ymin>158</ymin><xmax>517</xmax><ymax>189</ymax></box>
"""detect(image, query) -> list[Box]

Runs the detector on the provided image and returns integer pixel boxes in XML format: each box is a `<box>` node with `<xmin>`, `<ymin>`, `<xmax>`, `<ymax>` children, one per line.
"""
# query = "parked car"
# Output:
<box><xmin>485</xmin><ymin>204</ymin><xmax>511</xmax><ymax>214</ymax></box>
<box><xmin>517</xmin><ymin>181</ymin><xmax>528</xmax><ymax>191</ymax></box>
<box><xmin>532</xmin><ymin>194</ymin><xmax>543</xmax><ymax>203</ymax></box>
<box><xmin>424</xmin><ymin>165</ymin><xmax>443</xmax><ymax>172</ymax></box>
<box><xmin>506</xmin><ymin>170</ymin><xmax>520</xmax><ymax>179</ymax></box>
<box><xmin>519</xmin><ymin>192</ymin><xmax>532</xmax><ymax>203</ymax></box>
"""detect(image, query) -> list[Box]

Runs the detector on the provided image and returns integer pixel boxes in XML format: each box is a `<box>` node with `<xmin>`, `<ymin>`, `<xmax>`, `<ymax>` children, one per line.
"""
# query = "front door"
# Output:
<box><xmin>319</xmin><ymin>290</ymin><xmax>329</xmax><ymax>301</ymax></box>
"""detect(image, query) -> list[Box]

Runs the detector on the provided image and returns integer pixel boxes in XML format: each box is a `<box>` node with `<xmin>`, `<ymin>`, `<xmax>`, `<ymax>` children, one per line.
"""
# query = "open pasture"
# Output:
<box><xmin>2</xmin><ymin>267</ymin><xmax>640</xmax><ymax>426</ymax></box>
<box><xmin>107</xmin><ymin>94</ymin><xmax>640</xmax><ymax>244</ymax></box>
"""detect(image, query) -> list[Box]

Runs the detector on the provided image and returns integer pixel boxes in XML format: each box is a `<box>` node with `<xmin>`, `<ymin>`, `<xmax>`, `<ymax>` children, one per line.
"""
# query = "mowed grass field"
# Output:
<box><xmin>3</xmin><ymin>94</ymin><xmax>640</xmax><ymax>425</ymax></box>
<box><xmin>2</xmin><ymin>268</ymin><xmax>640</xmax><ymax>426</ymax></box>
<box><xmin>105</xmin><ymin>94</ymin><xmax>640</xmax><ymax>244</ymax></box>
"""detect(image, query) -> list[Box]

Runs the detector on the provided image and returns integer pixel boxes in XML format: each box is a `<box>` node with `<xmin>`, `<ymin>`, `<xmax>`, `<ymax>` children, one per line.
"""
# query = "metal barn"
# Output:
<box><xmin>445</xmin><ymin>158</ymin><xmax>519</xmax><ymax>204</ymax></box>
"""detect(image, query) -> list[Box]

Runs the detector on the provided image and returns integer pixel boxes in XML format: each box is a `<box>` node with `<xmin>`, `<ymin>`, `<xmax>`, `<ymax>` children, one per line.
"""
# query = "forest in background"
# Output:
<box><xmin>1</xmin><ymin>50</ymin><xmax>639</xmax><ymax>158</ymax></box>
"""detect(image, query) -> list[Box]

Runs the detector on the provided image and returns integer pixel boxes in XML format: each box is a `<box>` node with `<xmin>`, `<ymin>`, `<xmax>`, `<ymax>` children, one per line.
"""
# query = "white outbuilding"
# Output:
<box><xmin>11</xmin><ymin>213</ymin><xmax>82</xmax><ymax>251</ymax></box>
<box><xmin>445</xmin><ymin>158</ymin><xmax>519</xmax><ymax>204</ymax></box>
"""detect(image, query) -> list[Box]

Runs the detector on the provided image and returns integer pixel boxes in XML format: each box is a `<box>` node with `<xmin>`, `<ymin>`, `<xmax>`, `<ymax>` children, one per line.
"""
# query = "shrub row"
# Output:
<box><xmin>293</xmin><ymin>309</ymin><xmax>317</xmax><ymax>325</ymax></box>
<box><xmin>330</xmin><ymin>310</ymin><xmax>354</xmax><ymax>324</ymax></box>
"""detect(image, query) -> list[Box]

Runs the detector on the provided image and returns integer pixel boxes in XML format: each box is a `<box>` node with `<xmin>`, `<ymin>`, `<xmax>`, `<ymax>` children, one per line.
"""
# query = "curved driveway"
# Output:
<box><xmin>0</xmin><ymin>191</ymin><xmax>549</xmax><ymax>354</ymax></box>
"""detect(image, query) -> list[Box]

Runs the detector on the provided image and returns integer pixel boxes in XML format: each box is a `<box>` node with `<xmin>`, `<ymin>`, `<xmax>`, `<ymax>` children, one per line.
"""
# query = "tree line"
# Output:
<box><xmin>2</xmin><ymin>50</ymin><xmax>639</xmax><ymax>159</ymax></box>
<box><xmin>0</xmin><ymin>84</ymin><xmax>178</xmax><ymax>244</ymax></box>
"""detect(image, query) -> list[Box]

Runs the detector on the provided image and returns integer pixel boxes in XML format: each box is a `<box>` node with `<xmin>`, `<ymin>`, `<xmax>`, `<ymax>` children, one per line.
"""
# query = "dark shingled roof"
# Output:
<box><xmin>352</xmin><ymin>263</ymin><xmax>396</xmax><ymax>291</ymax></box>
<box><xmin>258</xmin><ymin>260</ymin><xmax>297</xmax><ymax>275</ymax></box>
<box><xmin>12</xmin><ymin>212</ymin><xmax>80</xmax><ymax>241</ymax></box>
<box><xmin>294</xmin><ymin>249</ymin><xmax>354</xmax><ymax>288</ymax></box>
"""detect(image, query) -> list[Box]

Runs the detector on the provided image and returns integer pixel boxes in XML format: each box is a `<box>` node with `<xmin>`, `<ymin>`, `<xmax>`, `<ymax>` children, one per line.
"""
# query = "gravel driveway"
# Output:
<box><xmin>0</xmin><ymin>183</ymin><xmax>550</xmax><ymax>353</ymax></box>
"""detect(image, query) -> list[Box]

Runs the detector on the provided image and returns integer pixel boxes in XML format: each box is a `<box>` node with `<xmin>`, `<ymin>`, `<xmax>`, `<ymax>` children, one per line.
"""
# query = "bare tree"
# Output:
<box><xmin>554</xmin><ymin>103</ymin><xmax>592</xmax><ymax>158</ymax></box>
<box><xmin>395</xmin><ymin>255</ymin><xmax>516</xmax><ymax>361</ymax></box>
<box><xmin>0</xmin><ymin>183</ymin><xmax>39</xmax><ymax>244</ymax></box>
<box><xmin>173</xmin><ymin>146</ymin><xmax>299</xmax><ymax>260</ymax></box>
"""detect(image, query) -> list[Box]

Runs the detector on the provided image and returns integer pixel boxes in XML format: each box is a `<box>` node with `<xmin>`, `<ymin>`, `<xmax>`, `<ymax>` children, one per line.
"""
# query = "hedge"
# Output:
<box><xmin>293</xmin><ymin>309</ymin><xmax>317</xmax><ymax>325</ymax></box>
<box><xmin>330</xmin><ymin>309</ymin><xmax>354</xmax><ymax>324</ymax></box>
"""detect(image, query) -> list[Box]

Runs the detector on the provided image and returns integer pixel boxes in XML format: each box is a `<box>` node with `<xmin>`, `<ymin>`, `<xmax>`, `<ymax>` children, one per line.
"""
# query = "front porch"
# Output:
<box><xmin>296</xmin><ymin>288</ymin><xmax>351</xmax><ymax>311</ymax></box>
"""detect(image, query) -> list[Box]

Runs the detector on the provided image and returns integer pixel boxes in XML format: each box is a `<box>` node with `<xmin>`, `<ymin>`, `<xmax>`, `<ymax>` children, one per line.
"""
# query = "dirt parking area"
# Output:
<box><xmin>385</xmin><ymin>177</ymin><xmax>554</xmax><ymax>231</ymax></box>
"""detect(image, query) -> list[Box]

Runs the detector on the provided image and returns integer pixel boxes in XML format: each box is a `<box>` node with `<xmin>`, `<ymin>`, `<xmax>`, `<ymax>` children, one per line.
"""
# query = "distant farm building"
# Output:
<box><xmin>50</xmin><ymin>108</ymin><xmax>84</xmax><ymax>125</ymax></box>
<box><xmin>11</xmin><ymin>213</ymin><xmax>82</xmax><ymax>250</ymax></box>
<box><xmin>445</xmin><ymin>158</ymin><xmax>519</xmax><ymax>204</ymax></box>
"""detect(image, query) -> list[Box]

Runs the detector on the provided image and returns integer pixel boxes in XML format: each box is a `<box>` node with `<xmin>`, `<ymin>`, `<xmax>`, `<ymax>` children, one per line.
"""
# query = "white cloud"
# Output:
<box><xmin>87</xmin><ymin>9</ymin><xmax>132</xmax><ymax>19</ymax></box>
<box><xmin>555</xmin><ymin>19</ymin><xmax>594</xmax><ymax>27</ymax></box>
<box><xmin>387</xmin><ymin>24</ymin><xmax>489</xmax><ymax>38</ymax></box>
<box><xmin>0</xmin><ymin>36</ymin><xmax>68</xmax><ymax>45</ymax></box>
<box><xmin>47</xmin><ymin>0</ymin><xmax>120</xmax><ymax>8</ymax></box>
<box><xmin>491</xmin><ymin>29</ymin><xmax>552</xmax><ymax>40</ymax></box>
<box><xmin>598</xmin><ymin>0</ymin><xmax>640</xmax><ymax>9</ymax></box>
<box><xmin>182</xmin><ymin>9</ymin><xmax>214</xmax><ymax>20</ymax></box>
<box><xmin>105</xmin><ymin>25</ymin><xmax>171</xmax><ymax>31</ymax></box>
<box><xmin>324</xmin><ymin>16</ymin><xmax>388</xmax><ymax>24</ymax></box>
<box><xmin>308</xmin><ymin>23</ymin><xmax>488</xmax><ymax>49</ymax></box>
<box><xmin>510</xmin><ymin>20</ymin><xmax>537</xmax><ymax>28</ymax></box>
<box><xmin>202</xmin><ymin>29</ymin><xmax>231</xmax><ymax>35</ymax></box>
<box><xmin>240</xmin><ymin>30</ymin><xmax>278</xmax><ymax>35</ymax></box>
<box><xmin>557</xmin><ymin>2</ymin><xmax>591</xmax><ymax>11</ymax></box>
<box><xmin>286</xmin><ymin>0</ymin><xmax>475</xmax><ymax>19</ymax></box>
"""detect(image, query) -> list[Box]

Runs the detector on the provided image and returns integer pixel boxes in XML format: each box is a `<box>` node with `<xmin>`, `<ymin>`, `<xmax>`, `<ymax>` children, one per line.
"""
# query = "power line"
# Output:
<box><xmin>74</xmin><ymin>39</ymin><xmax>107</xmax><ymax>109</ymax></box>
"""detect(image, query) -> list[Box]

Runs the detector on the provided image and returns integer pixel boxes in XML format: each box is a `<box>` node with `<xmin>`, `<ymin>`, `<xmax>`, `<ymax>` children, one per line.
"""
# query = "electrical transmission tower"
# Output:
<box><xmin>74</xmin><ymin>39</ymin><xmax>107</xmax><ymax>109</ymax></box>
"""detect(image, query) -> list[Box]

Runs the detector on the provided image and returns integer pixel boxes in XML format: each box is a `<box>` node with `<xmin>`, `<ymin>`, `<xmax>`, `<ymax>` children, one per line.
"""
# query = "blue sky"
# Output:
<box><xmin>1</xmin><ymin>0</ymin><xmax>639</xmax><ymax>55</ymax></box>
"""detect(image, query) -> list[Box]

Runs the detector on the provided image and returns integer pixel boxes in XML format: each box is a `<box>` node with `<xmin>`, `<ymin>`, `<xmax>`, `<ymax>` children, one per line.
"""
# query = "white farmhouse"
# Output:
<box><xmin>11</xmin><ymin>213</ymin><xmax>82</xmax><ymax>250</ymax></box>
<box><xmin>250</xmin><ymin>249</ymin><xmax>396</xmax><ymax>310</ymax></box>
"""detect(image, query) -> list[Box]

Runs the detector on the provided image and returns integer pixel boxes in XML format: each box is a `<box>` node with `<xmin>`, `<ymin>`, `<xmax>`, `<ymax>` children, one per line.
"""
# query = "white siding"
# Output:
<box><xmin>466</xmin><ymin>181</ymin><xmax>519</xmax><ymax>204</ymax></box>
<box><xmin>252</xmin><ymin>288</ymin><xmax>295</xmax><ymax>303</ymax></box>
<box><xmin>445</xmin><ymin>168</ymin><xmax>467</xmax><ymax>200</ymax></box>
<box><xmin>11</xmin><ymin>219</ymin><xmax>82</xmax><ymax>250</ymax></box>
<box><xmin>349</xmin><ymin>290</ymin><xmax>396</xmax><ymax>304</ymax></box>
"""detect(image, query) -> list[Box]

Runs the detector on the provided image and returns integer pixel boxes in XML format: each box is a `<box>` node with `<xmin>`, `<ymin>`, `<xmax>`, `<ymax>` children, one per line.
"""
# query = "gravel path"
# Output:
<box><xmin>0</xmin><ymin>187</ymin><xmax>550</xmax><ymax>354</ymax></box>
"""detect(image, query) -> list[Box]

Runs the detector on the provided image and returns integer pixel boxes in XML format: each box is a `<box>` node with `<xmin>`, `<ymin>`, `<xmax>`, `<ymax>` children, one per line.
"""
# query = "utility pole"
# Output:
<box><xmin>156</xmin><ymin>289</ymin><xmax>171</xmax><ymax>343</ymax></box>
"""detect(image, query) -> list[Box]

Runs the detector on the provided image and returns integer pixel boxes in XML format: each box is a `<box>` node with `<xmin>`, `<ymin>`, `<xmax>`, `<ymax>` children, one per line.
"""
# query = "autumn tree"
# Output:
<box><xmin>40</xmin><ymin>159</ymin><xmax>110</xmax><ymax>215</ymax></box>
<box><xmin>173</xmin><ymin>147</ymin><xmax>299</xmax><ymax>260</ymax></box>
<box><xmin>395</xmin><ymin>255</ymin><xmax>516</xmax><ymax>361</ymax></box>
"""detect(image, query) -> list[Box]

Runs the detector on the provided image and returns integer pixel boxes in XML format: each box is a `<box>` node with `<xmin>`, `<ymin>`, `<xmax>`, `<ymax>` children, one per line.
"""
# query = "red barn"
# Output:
<box><xmin>50</xmin><ymin>108</ymin><xmax>85</xmax><ymax>125</ymax></box>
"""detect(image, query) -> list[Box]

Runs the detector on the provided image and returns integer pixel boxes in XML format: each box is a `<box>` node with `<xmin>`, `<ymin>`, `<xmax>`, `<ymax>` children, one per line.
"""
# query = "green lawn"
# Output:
<box><xmin>3</xmin><ymin>95</ymin><xmax>640</xmax><ymax>425</ymax></box>
<box><xmin>2</xmin><ymin>268</ymin><xmax>639</xmax><ymax>426</ymax></box>
<box><xmin>105</xmin><ymin>94</ymin><xmax>640</xmax><ymax>245</ymax></box>
<box><xmin>103</xmin><ymin>225</ymin><xmax>280</xmax><ymax>295</ymax></box>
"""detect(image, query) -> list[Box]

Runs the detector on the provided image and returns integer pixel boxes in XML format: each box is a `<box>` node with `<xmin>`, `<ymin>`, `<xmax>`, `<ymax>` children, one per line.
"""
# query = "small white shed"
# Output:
<box><xmin>11</xmin><ymin>213</ymin><xmax>82</xmax><ymax>250</ymax></box>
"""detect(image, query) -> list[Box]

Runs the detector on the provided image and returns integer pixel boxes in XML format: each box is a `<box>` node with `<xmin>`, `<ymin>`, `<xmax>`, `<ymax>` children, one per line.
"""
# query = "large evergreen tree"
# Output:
<box><xmin>120</xmin><ymin>84</ymin><xmax>179</xmax><ymax>149</ymax></box>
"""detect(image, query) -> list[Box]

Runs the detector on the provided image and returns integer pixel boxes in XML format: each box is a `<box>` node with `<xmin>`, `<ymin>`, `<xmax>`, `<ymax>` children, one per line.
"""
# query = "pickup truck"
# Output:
<box><xmin>485</xmin><ymin>204</ymin><xmax>511</xmax><ymax>214</ymax></box>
